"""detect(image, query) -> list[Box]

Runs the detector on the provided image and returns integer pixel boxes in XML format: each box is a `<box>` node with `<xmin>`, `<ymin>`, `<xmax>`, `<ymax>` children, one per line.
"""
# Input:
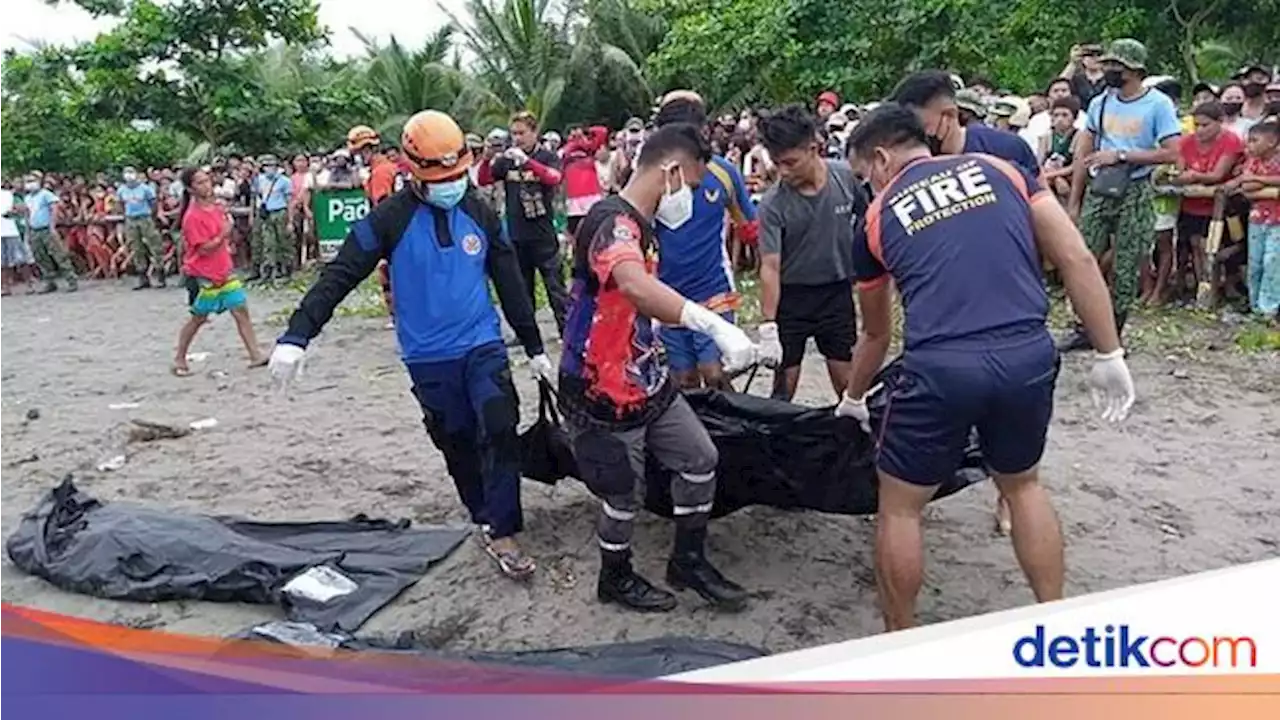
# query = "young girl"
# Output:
<box><xmin>1226</xmin><ymin>121</ymin><xmax>1280</xmax><ymax>321</ymax></box>
<box><xmin>172</xmin><ymin>167</ymin><xmax>268</xmax><ymax>376</ymax></box>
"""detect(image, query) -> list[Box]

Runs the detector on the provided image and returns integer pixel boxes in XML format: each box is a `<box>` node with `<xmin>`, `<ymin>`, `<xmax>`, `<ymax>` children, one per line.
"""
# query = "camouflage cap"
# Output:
<box><xmin>1100</xmin><ymin>38</ymin><xmax>1148</xmax><ymax>71</ymax></box>
<box><xmin>955</xmin><ymin>88</ymin><xmax>988</xmax><ymax>117</ymax></box>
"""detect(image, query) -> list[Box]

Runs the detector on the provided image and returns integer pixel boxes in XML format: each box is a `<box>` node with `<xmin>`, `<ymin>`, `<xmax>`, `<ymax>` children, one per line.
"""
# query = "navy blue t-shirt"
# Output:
<box><xmin>963</xmin><ymin>124</ymin><xmax>1041</xmax><ymax>177</ymax></box>
<box><xmin>853</xmin><ymin>154</ymin><xmax>1050</xmax><ymax>351</ymax></box>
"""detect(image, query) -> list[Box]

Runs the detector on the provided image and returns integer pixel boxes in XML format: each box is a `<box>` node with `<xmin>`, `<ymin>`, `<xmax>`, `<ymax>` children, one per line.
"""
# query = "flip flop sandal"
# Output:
<box><xmin>248</xmin><ymin>357</ymin><xmax>269</xmax><ymax>369</ymax></box>
<box><xmin>482</xmin><ymin>534</ymin><xmax>536</xmax><ymax>580</ymax></box>
<box><xmin>171</xmin><ymin>366</ymin><xmax>193</xmax><ymax>377</ymax></box>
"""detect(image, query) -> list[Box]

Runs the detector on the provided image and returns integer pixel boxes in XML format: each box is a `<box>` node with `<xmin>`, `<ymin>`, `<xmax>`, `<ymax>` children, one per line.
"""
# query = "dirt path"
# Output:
<box><xmin>2</xmin><ymin>280</ymin><xmax>1277</xmax><ymax>653</ymax></box>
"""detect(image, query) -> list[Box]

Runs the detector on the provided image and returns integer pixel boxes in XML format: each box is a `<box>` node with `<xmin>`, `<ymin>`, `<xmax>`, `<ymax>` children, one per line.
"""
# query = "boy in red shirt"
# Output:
<box><xmin>1172</xmin><ymin>101</ymin><xmax>1243</xmax><ymax>293</ymax></box>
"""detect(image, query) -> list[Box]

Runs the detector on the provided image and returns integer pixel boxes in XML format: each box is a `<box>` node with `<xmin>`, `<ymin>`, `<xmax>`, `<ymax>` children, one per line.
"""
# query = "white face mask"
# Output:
<box><xmin>655</xmin><ymin>164</ymin><xmax>694</xmax><ymax>229</ymax></box>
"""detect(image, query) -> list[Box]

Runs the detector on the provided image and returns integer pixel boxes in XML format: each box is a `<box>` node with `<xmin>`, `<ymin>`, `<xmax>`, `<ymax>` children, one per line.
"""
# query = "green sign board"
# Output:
<box><xmin>312</xmin><ymin>188</ymin><xmax>370</xmax><ymax>260</ymax></box>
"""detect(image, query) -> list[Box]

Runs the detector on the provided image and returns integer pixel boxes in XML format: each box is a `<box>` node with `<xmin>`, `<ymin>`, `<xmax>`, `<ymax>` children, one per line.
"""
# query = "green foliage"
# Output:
<box><xmin>6</xmin><ymin>0</ymin><xmax>1278</xmax><ymax>176</ymax></box>
<box><xmin>644</xmin><ymin>0</ymin><xmax>1279</xmax><ymax>111</ymax></box>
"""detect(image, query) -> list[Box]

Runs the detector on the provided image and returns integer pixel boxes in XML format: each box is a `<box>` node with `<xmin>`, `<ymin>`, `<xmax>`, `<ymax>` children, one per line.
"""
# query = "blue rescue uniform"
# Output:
<box><xmin>854</xmin><ymin>153</ymin><xmax>1059</xmax><ymax>486</ymax></box>
<box><xmin>655</xmin><ymin>156</ymin><xmax>756</xmax><ymax>372</ymax></box>
<box><xmin>281</xmin><ymin>189</ymin><xmax>545</xmax><ymax>538</ymax></box>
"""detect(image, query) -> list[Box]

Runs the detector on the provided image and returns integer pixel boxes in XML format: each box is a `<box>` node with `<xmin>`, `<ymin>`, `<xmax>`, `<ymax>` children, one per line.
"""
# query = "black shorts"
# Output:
<box><xmin>777</xmin><ymin>281</ymin><xmax>856</xmax><ymax>368</ymax></box>
<box><xmin>1177</xmin><ymin>213</ymin><xmax>1211</xmax><ymax>248</ymax></box>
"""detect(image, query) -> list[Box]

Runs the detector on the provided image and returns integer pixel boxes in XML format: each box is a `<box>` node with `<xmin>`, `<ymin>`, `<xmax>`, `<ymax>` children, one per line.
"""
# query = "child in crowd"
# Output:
<box><xmin>172</xmin><ymin>167</ymin><xmax>268</xmax><ymax>376</ymax></box>
<box><xmin>1226</xmin><ymin>121</ymin><xmax>1280</xmax><ymax>321</ymax></box>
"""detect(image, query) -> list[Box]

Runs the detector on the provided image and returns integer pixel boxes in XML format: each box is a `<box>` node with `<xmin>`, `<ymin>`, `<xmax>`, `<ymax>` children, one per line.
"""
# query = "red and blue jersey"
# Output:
<box><xmin>655</xmin><ymin>155</ymin><xmax>755</xmax><ymax>311</ymax></box>
<box><xmin>853</xmin><ymin>154</ymin><xmax>1051</xmax><ymax>351</ymax></box>
<box><xmin>560</xmin><ymin>196</ymin><xmax>675</xmax><ymax>430</ymax></box>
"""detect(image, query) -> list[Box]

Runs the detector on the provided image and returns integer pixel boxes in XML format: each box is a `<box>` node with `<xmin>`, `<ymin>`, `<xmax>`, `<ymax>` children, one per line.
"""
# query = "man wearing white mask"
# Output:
<box><xmin>559</xmin><ymin>122</ymin><xmax>757</xmax><ymax>613</ymax></box>
<box><xmin>117</xmin><ymin>166</ymin><xmax>166</xmax><ymax>289</ymax></box>
<box><xmin>650</xmin><ymin>91</ymin><xmax>758</xmax><ymax>391</ymax></box>
<box><xmin>22</xmin><ymin>173</ymin><xmax>77</xmax><ymax>293</ymax></box>
<box><xmin>757</xmin><ymin>105</ymin><xmax>869</xmax><ymax>401</ymax></box>
<box><xmin>267</xmin><ymin>111</ymin><xmax>552</xmax><ymax>582</ymax></box>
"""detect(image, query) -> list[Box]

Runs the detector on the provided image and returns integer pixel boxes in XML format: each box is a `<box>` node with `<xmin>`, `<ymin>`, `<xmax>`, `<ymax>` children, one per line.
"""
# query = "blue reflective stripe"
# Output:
<box><xmin>278</xmin><ymin>334</ymin><xmax>309</xmax><ymax>349</ymax></box>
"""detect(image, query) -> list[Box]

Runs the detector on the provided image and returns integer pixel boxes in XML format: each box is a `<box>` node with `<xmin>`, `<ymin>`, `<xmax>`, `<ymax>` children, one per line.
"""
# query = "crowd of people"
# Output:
<box><xmin>4</xmin><ymin>36</ymin><xmax>1278</xmax><ymax>633</ymax></box>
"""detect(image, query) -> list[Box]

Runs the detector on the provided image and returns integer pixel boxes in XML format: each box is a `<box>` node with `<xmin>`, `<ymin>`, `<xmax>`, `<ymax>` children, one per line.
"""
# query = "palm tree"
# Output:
<box><xmin>443</xmin><ymin>0</ymin><xmax>652</xmax><ymax>128</ymax></box>
<box><xmin>354</xmin><ymin>25</ymin><xmax>507</xmax><ymax>136</ymax></box>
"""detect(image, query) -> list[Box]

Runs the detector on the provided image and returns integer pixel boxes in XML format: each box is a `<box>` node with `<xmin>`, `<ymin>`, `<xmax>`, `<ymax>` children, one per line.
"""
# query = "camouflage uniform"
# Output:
<box><xmin>255</xmin><ymin>209</ymin><xmax>292</xmax><ymax>270</ymax></box>
<box><xmin>124</xmin><ymin>217</ymin><xmax>165</xmax><ymax>279</ymax></box>
<box><xmin>28</xmin><ymin>228</ymin><xmax>77</xmax><ymax>290</ymax></box>
<box><xmin>1060</xmin><ymin>38</ymin><xmax>1175</xmax><ymax>351</ymax></box>
<box><xmin>1079</xmin><ymin>180</ymin><xmax>1156</xmax><ymax>315</ymax></box>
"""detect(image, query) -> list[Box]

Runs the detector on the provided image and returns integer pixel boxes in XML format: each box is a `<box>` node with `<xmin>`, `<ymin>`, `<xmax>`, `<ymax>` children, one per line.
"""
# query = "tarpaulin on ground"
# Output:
<box><xmin>240</xmin><ymin>620</ymin><xmax>767</xmax><ymax>679</ymax></box>
<box><xmin>521</xmin><ymin>360</ymin><xmax>987</xmax><ymax>518</ymax></box>
<box><xmin>5</xmin><ymin>478</ymin><xmax>469</xmax><ymax>633</ymax></box>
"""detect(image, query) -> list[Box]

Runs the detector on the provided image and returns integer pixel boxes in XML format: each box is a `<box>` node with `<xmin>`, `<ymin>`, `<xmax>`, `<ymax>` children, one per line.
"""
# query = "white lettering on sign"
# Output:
<box><xmin>327</xmin><ymin>197</ymin><xmax>370</xmax><ymax>224</ymax></box>
<box><xmin>888</xmin><ymin>160</ymin><xmax>999</xmax><ymax>236</ymax></box>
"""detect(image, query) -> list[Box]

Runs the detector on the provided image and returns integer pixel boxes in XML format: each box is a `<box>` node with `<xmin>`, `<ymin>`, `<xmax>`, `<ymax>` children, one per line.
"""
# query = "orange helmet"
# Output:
<box><xmin>346</xmin><ymin>125</ymin><xmax>380</xmax><ymax>152</ymax></box>
<box><xmin>400</xmin><ymin>110</ymin><xmax>471</xmax><ymax>182</ymax></box>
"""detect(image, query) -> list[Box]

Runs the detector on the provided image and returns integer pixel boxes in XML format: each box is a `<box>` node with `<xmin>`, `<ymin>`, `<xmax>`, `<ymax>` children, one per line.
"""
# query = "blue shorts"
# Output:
<box><xmin>660</xmin><ymin>311</ymin><xmax>734</xmax><ymax>372</ymax></box>
<box><xmin>877</xmin><ymin>332</ymin><xmax>1059</xmax><ymax>486</ymax></box>
<box><xmin>186</xmin><ymin>277</ymin><xmax>247</xmax><ymax>316</ymax></box>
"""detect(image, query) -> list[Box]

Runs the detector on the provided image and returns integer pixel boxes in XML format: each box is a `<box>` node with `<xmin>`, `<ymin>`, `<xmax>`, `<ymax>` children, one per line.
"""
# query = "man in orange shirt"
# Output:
<box><xmin>347</xmin><ymin>125</ymin><xmax>399</xmax><ymax>323</ymax></box>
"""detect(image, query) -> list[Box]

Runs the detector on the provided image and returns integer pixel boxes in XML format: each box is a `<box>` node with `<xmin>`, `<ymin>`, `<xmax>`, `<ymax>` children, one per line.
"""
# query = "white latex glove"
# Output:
<box><xmin>834</xmin><ymin>391</ymin><xmax>871</xmax><ymax>432</ymax></box>
<box><xmin>756</xmin><ymin>321</ymin><xmax>783</xmax><ymax>368</ymax></box>
<box><xmin>680</xmin><ymin>301</ymin><xmax>757</xmax><ymax>373</ymax></box>
<box><xmin>834</xmin><ymin>382</ymin><xmax>881</xmax><ymax>433</ymax></box>
<box><xmin>528</xmin><ymin>353</ymin><xmax>554</xmax><ymax>381</ymax></box>
<box><xmin>1088</xmin><ymin>348</ymin><xmax>1135</xmax><ymax>423</ymax></box>
<box><xmin>268</xmin><ymin>343</ymin><xmax>307</xmax><ymax>391</ymax></box>
<box><xmin>504</xmin><ymin>147</ymin><xmax>529</xmax><ymax>166</ymax></box>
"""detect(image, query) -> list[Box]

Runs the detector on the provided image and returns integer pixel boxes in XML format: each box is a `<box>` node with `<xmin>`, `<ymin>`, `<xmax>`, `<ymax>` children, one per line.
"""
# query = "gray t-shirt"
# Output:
<box><xmin>759</xmin><ymin>161</ymin><xmax>867</xmax><ymax>286</ymax></box>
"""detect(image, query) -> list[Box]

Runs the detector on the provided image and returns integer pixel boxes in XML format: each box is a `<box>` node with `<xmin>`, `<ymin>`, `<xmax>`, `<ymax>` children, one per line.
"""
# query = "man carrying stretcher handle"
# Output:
<box><xmin>836</xmin><ymin>104</ymin><xmax>1137</xmax><ymax>631</ymax></box>
<box><xmin>559</xmin><ymin>122</ymin><xmax>758</xmax><ymax>613</ymax></box>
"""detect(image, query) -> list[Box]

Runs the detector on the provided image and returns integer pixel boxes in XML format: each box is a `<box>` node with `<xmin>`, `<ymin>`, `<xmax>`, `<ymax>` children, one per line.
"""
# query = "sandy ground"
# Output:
<box><xmin>2</xmin><ymin>280</ymin><xmax>1278</xmax><ymax>655</ymax></box>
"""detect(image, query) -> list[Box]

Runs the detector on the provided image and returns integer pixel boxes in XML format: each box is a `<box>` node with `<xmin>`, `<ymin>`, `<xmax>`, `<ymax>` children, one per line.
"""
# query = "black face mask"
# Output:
<box><xmin>1103</xmin><ymin>69</ymin><xmax>1126</xmax><ymax>87</ymax></box>
<box><xmin>1222</xmin><ymin>102</ymin><xmax>1244</xmax><ymax>116</ymax></box>
<box><xmin>1244</xmin><ymin>83</ymin><xmax>1266</xmax><ymax>98</ymax></box>
<box><xmin>1267</xmin><ymin>101</ymin><xmax>1280</xmax><ymax>116</ymax></box>
<box><xmin>925</xmin><ymin>135</ymin><xmax>944</xmax><ymax>155</ymax></box>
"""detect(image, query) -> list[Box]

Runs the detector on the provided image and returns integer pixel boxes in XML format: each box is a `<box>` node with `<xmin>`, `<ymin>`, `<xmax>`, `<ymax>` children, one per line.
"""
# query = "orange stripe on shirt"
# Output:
<box><xmin>973</xmin><ymin>153</ymin><xmax>1031</xmax><ymax>202</ymax></box>
<box><xmin>864</xmin><ymin>194</ymin><xmax>885</xmax><ymax>266</ymax></box>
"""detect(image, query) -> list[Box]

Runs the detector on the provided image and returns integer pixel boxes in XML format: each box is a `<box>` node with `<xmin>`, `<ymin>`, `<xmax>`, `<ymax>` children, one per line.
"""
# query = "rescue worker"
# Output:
<box><xmin>268</xmin><ymin>110</ymin><xmax>553</xmax><ymax>579</ymax></box>
<box><xmin>561</xmin><ymin>122</ymin><xmax>757</xmax><ymax>612</ymax></box>
<box><xmin>347</xmin><ymin>125</ymin><xmax>400</xmax><ymax>324</ymax></box>
<box><xmin>651</xmin><ymin>91</ymin><xmax>759</xmax><ymax>390</ymax></box>
<box><xmin>841</xmin><ymin>104</ymin><xmax>1135</xmax><ymax>631</ymax></box>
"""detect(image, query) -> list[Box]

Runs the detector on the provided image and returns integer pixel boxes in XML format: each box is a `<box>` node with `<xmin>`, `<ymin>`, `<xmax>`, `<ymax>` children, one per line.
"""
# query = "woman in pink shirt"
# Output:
<box><xmin>172</xmin><ymin>167</ymin><xmax>268</xmax><ymax>376</ymax></box>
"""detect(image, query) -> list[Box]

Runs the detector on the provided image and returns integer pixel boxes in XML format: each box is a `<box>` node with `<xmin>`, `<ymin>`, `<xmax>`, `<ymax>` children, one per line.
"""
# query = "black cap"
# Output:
<box><xmin>1192</xmin><ymin>82</ymin><xmax>1218</xmax><ymax>97</ymax></box>
<box><xmin>1233</xmin><ymin>63</ymin><xmax>1271</xmax><ymax>80</ymax></box>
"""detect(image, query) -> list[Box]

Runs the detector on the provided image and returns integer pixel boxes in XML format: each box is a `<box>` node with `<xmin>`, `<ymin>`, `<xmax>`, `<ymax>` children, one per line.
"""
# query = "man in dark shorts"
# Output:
<box><xmin>840</xmin><ymin>105</ymin><xmax>1136</xmax><ymax>631</ymax></box>
<box><xmin>757</xmin><ymin>105</ymin><xmax>870</xmax><ymax>400</ymax></box>
<box><xmin>560</xmin><ymin>123</ymin><xmax>757</xmax><ymax>613</ymax></box>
